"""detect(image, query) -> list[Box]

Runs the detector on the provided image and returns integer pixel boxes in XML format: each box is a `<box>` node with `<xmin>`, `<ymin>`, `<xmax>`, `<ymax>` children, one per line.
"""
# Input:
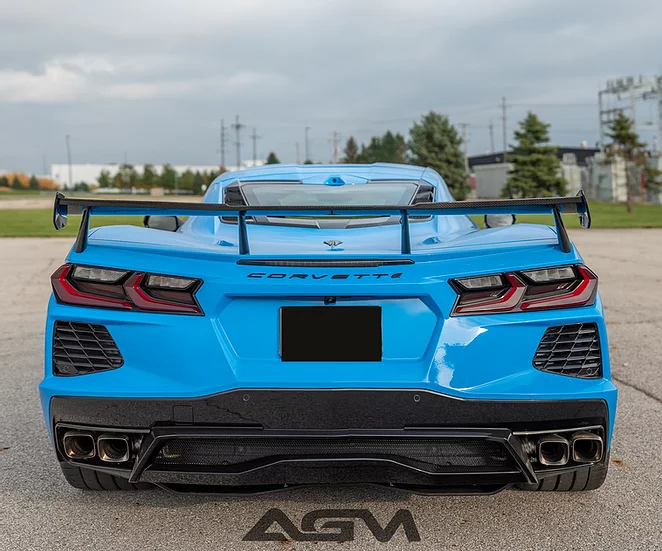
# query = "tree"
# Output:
<box><xmin>192</xmin><ymin>172</ymin><xmax>206</xmax><ymax>195</ymax></box>
<box><xmin>114</xmin><ymin>164</ymin><xmax>139</xmax><ymax>189</ymax></box>
<box><xmin>160</xmin><ymin>165</ymin><xmax>177</xmax><ymax>190</ymax></box>
<box><xmin>11</xmin><ymin>175</ymin><xmax>22</xmax><ymax>189</ymax></box>
<box><xmin>97</xmin><ymin>169</ymin><xmax>112</xmax><ymax>188</ymax></box>
<box><xmin>142</xmin><ymin>164</ymin><xmax>159</xmax><ymax>189</ymax></box>
<box><xmin>502</xmin><ymin>112</ymin><xmax>566</xmax><ymax>199</ymax></box>
<box><xmin>304</xmin><ymin>159</ymin><xmax>314</xmax><ymax>164</ymax></box>
<box><xmin>266</xmin><ymin>152</ymin><xmax>280</xmax><ymax>164</ymax></box>
<box><xmin>178</xmin><ymin>169</ymin><xmax>195</xmax><ymax>192</ymax></box>
<box><xmin>409</xmin><ymin>112</ymin><xmax>468</xmax><ymax>200</ymax></box>
<box><xmin>342</xmin><ymin>137</ymin><xmax>359</xmax><ymax>163</ymax></box>
<box><xmin>605</xmin><ymin>112</ymin><xmax>648</xmax><ymax>212</ymax></box>
<box><xmin>0</xmin><ymin>176</ymin><xmax>8</xmax><ymax>188</ymax></box>
<box><xmin>379</xmin><ymin>131</ymin><xmax>408</xmax><ymax>164</ymax></box>
<box><xmin>29</xmin><ymin>175</ymin><xmax>40</xmax><ymax>190</ymax></box>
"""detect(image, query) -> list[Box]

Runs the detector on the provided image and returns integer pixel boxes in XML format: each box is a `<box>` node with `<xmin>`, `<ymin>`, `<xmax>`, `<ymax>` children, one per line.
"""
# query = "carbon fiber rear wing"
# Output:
<box><xmin>53</xmin><ymin>191</ymin><xmax>591</xmax><ymax>254</ymax></box>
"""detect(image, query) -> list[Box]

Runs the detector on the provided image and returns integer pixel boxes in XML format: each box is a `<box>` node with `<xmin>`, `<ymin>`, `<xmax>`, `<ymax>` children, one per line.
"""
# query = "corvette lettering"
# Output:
<box><xmin>248</xmin><ymin>272</ymin><xmax>403</xmax><ymax>280</ymax></box>
<box><xmin>243</xmin><ymin>508</ymin><xmax>421</xmax><ymax>542</ymax></box>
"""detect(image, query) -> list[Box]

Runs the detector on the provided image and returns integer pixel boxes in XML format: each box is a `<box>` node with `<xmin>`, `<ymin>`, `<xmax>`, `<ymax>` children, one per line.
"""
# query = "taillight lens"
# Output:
<box><xmin>51</xmin><ymin>264</ymin><xmax>203</xmax><ymax>315</ymax></box>
<box><xmin>450</xmin><ymin>265</ymin><xmax>597</xmax><ymax>316</ymax></box>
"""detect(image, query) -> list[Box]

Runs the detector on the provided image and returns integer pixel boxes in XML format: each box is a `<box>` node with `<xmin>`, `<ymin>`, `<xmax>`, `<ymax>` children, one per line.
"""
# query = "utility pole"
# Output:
<box><xmin>330</xmin><ymin>131</ymin><xmax>340</xmax><ymax>163</ymax></box>
<box><xmin>295</xmin><ymin>142</ymin><xmax>301</xmax><ymax>164</ymax></box>
<box><xmin>231</xmin><ymin>115</ymin><xmax>244</xmax><ymax>170</ymax></box>
<box><xmin>488</xmin><ymin>120</ymin><xmax>495</xmax><ymax>153</ymax></box>
<box><xmin>219</xmin><ymin>119</ymin><xmax>227</xmax><ymax>168</ymax></box>
<box><xmin>459</xmin><ymin>123</ymin><xmax>470</xmax><ymax>173</ymax></box>
<box><xmin>65</xmin><ymin>134</ymin><xmax>73</xmax><ymax>188</ymax></box>
<box><xmin>501</xmin><ymin>97</ymin><xmax>509</xmax><ymax>162</ymax></box>
<box><xmin>304</xmin><ymin>126</ymin><xmax>310</xmax><ymax>163</ymax></box>
<box><xmin>250</xmin><ymin>127</ymin><xmax>261</xmax><ymax>167</ymax></box>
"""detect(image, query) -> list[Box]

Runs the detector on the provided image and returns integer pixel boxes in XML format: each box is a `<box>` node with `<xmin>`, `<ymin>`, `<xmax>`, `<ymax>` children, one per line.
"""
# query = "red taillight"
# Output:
<box><xmin>450</xmin><ymin>265</ymin><xmax>597</xmax><ymax>316</ymax></box>
<box><xmin>51</xmin><ymin>264</ymin><xmax>203</xmax><ymax>315</ymax></box>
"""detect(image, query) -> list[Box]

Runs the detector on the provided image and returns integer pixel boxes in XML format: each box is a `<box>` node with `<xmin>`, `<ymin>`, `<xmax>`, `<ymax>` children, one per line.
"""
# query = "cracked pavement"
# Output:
<box><xmin>1</xmin><ymin>232</ymin><xmax>661</xmax><ymax>550</ymax></box>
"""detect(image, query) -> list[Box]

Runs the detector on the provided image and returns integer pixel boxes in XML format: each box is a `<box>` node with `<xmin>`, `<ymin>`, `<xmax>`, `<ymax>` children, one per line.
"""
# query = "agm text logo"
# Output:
<box><xmin>243</xmin><ymin>508</ymin><xmax>421</xmax><ymax>542</ymax></box>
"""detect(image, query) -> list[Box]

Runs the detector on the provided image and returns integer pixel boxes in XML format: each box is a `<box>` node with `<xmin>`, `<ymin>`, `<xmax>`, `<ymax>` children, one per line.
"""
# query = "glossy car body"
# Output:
<box><xmin>40</xmin><ymin>163</ymin><xmax>616</xmax><ymax>494</ymax></box>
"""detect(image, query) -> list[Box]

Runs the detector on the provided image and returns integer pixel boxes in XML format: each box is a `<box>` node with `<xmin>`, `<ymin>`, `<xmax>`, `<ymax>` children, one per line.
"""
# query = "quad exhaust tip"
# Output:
<box><xmin>97</xmin><ymin>434</ymin><xmax>131</xmax><ymax>463</ymax></box>
<box><xmin>571</xmin><ymin>431</ymin><xmax>604</xmax><ymax>463</ymax></box>
<box><xmin>63</xmin><ymin>431</ymin><xmax>96</xmax><ymax>459</ymax></box>
<box><xmin>537</xmin><ymin>434</ymin><xmax>570</xmax><ymax>466</ymax></box>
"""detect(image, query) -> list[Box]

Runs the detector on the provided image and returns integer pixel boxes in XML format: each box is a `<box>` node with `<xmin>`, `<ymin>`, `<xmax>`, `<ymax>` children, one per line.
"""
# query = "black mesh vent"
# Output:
<box><xmin>152</xmin><ymin>436</ymin><xmax>516</xmax><ymax>474</ymax></box>
<box><xmin>53</xmin><ymin>321</ymin><xmax>123</xmax><ymax>376</ymax></box>
<box><xmin>533</xmin><ymin>323</ymin><xmax>602</xmax><ymax>378</ymax></box>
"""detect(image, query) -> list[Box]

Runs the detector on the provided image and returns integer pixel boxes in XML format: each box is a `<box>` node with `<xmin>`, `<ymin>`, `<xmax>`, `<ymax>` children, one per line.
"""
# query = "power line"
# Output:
<box><xmin>231</xmin><ymin>115</ymin><xmax>244</xmax><ymax>169</ymax></box>
<box><xmin>501</xmin><ymin>97</ymin><xmax>511</xmax><ymax>162</ymax></box>
<box><xmin>219</xmin><ymin>119</ymin><xmax>227</xmax><ymax>168</ymax></box>
<box><xmin>304</xmin><ymin>126</ymin><xmax>310</xmax><ymax>162</ymax></box>
<box><xmin>330</xmin><ymin>131</ymin><xmax>340</xmax><ymax>163</ymax></box>
<box><xmin>251</xmin><ymin>127</ymin><xmax>261</xmax><ymax>166</ymax></box>
<box><xmin>65</xmin><ymin>134</ymin><xmax>72</xmax><ymax>188</ymax></box>
<box><xmin>488</xmin><ymin>120</ymin><xmax>495</xmax><ymax>153</ymax></box>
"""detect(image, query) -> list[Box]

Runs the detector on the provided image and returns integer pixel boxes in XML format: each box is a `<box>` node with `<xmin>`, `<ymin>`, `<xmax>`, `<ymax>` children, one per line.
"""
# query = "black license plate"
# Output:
<box><xmin>280</xmin><ymin>306</ymin><xmax>382</xmax><ymax>362</ymax></box>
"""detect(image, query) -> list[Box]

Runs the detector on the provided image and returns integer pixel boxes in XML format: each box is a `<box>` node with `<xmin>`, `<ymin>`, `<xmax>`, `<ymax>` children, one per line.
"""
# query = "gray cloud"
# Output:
<box><xmin>1</xmin><ymin>0</ymin><xmax>662</xmax><ymax>173</ymax></box>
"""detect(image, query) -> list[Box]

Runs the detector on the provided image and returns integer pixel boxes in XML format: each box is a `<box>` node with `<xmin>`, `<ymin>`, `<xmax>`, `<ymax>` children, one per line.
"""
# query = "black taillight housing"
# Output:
<box><xmin>51</xmin><ymin>264</ymin><xmax>203</xmax><ymax>315</ymax></box>
<box><xmin>449</xmin><ymin>265</ymin><xmax>597</xmax><ymax>316</ymax></box>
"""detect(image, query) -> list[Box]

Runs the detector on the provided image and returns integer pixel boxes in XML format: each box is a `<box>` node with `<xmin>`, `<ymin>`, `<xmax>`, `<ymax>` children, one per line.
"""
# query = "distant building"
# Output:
<box><xmin>50</xmin><ymin>161</ymin><xmax>264</xmax><ymax>189</ymax></box>
<box><xmin>468</xmin><ymin>147</ymin><xmax>599</xmax><ymax>199</ymax></box>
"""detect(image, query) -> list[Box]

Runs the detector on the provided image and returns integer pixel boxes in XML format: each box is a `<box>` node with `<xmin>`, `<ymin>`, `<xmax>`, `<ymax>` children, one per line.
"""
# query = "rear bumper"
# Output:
<box><xmin>51</xmin><ymin>389</ymin><xmax>610</xmax><ymax>494</ymax></box>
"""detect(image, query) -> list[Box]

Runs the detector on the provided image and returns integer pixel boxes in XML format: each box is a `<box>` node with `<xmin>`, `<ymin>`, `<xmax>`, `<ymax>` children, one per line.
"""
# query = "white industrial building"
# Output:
<box><xmin>50</xmin><ymin>161</ymin><xmax>264</xmax><ymax>189</ymax></box>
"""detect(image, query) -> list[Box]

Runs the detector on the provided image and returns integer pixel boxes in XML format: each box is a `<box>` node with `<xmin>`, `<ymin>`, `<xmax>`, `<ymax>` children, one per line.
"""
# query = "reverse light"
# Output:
<box><xmin>51</xmin><ymin>264</ymin><xmax>203</xmax><ymax>315</ymax></box>
<box><xmin>450</xmin><ymin>265</ymin><xmax>597</xmax><ymax>316</ymax></box>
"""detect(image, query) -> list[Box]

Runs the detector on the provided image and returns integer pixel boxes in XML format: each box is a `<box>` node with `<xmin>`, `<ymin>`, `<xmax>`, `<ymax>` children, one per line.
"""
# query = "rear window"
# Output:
<box><xmin>241</xmin><ymin>182</ymin><xmax>418</xmax><ymax>207</ymax></box>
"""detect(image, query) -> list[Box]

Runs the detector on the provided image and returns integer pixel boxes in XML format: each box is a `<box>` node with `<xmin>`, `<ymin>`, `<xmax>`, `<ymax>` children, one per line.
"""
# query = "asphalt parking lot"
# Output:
<box><xmin>1</xmin><ymin>231</ymin><xmax>661</xmax><ymax>550</ymax></box>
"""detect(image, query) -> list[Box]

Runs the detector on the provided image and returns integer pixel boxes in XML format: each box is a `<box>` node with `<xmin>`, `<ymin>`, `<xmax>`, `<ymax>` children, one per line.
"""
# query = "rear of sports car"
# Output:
<box><xmin>40</xmin><ymin>166</ymin><xmax>616</xmax><ymax>495</ymax></box>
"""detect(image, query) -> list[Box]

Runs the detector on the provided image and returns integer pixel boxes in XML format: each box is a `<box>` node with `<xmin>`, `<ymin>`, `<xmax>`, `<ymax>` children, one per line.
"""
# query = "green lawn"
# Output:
<box><xmin>0</xmin><ymin>209</ymin><xmax>143</xmax><ymax>237</ymax></box>
<box><xmin>0</xmin><ymin>190</ymin><xmax>56</xmax><ymax>199</ymax></box>
<box><xmin>0</xmin><ymin>202</ymin><xmax>660</xmax><ymax>237</ymax></box>
<box><xmin>471</xmin><ymin>202</ymin><xmax>662</xmax><ymax>228</ymax></box>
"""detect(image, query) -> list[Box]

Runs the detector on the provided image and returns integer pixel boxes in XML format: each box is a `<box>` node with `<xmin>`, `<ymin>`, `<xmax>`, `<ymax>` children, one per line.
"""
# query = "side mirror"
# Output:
<box><xmin>143</xmin><ymin>216</ymin><xmax>182</xmax><ymax>232</ymax></box>
<box><xmin>484</xmin><ymin>214</ymin><xmax>516</xmax><ymax>228</ymax></box>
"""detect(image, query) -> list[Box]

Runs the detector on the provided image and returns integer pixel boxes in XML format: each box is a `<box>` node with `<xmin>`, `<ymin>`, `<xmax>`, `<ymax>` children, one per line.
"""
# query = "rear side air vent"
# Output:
<box><xmin>53</xmin><ymin>321</ymin><xmax>123</xmax><ymax>376</ymax></box>
<box><xmin>533</xmin><ymin>323</ymin><xmax>602</xmax><ymax>379</ymax></box>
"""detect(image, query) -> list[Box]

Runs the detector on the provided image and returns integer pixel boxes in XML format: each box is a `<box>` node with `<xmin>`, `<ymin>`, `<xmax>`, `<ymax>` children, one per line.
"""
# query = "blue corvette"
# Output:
<box><xmin>40</xmin><ymin>163</ymin><xmax>616</xmax><ymax>494</ymax></box>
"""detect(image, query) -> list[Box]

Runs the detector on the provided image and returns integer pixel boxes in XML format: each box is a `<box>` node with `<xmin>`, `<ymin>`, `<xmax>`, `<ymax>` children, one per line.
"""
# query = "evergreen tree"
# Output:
<box><xmin>266</xmin><ymin>152</ymin><xmax>280</xmax><ymax>164</ymax></box>
<box><xmin>380</xmin><ymin>131</ymin><xmax>408</xmax><ymax>164</ymax></box>
<box><xmin>605</xmin><ymin>112</ymin><xmax>649</xmax><ymax>212</ymax></box>
<box><xmin>502</xmin><ymin>112</ymin><xmax>566</xmax><ymax>198</ymax></box>
<box><xmin>11</xmin><ymin>175</ymin><xmax>22</xmax><ymax>189</ymax></box>
<box><xmin>409</xmin><ymin>112</ymin><xmax>468</xmax><ymax>200</ymax></box>
<box><xmin>29</xmin><ymin>175</ymin><xmax>40</xmax><ymax>190</ymax></box>
<box><xmin>342</xmin><ymin>137</ymin><xmax>359</xmax><ymax>163</ymax></box>
<box><xmin>0</xmin><ymin>176</ymin><xmax>9</xmax><ymax>188</ymax></box>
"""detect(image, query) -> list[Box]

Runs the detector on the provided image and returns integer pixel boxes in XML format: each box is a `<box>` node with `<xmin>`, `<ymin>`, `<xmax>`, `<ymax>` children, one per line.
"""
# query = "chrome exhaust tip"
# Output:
<box><xmin>571</xmin><ymin>431</ymin><xmax>604</xmax><ymax>463</ymax></box>
<box><xmin>63</xmin><ymin>431</ymin><xmax>96</xmax><ymax>459</ymax></box>
<box><xmin>97</xmin><ymin>434</ymin><xmax>131</xmax><ymax>463</ymax></box>
<box><xmin>538</xmin><ymin>434</ymin><xmax>570</xmax><ymax>466</ymax></box>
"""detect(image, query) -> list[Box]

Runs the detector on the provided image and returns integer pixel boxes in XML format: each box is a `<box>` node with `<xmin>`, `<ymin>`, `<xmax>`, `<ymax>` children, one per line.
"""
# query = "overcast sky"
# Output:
<box><xmin>2</xmin><ymin>0</ymin><xmax>662</xmax><ymax>173</ymax></box>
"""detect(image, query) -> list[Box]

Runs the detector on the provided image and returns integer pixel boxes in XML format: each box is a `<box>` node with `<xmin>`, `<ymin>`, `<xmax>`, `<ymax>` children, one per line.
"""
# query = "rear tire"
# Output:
<box><xmin>517</xmin><ymin>455</ymin><xmax>609</xmax><ymax>492</ymax></box>
<box><xmin>59</xmin><ymin>462</ymin><xmax>153</xmax><ymax>491</ymax></box>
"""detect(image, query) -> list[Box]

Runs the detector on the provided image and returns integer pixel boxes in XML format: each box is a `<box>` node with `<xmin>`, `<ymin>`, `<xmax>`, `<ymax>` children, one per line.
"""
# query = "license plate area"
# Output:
<box><xmin>280</xmin><ymin>306</ymin><xmax>382</xmax><ymax>362</ymax></box>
